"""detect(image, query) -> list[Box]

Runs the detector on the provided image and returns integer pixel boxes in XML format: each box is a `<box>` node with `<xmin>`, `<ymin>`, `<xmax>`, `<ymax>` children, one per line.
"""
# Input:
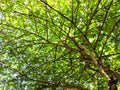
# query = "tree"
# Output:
<box><xmin>0</xmin><ymin>0</ymin><xmax>120</xmax><ymax>90</ymax></box>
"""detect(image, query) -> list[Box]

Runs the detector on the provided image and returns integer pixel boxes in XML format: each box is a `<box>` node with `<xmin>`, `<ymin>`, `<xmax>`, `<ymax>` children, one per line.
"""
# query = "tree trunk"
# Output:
<box><xmin>109</xmin><ymin>84</ymin><xmax>117</xmax><ymax>90</ymax></box>
<box><xmin>108</xmin><ymin>76</ymin><xmax>118</xmax><ymax>90</ymax></box>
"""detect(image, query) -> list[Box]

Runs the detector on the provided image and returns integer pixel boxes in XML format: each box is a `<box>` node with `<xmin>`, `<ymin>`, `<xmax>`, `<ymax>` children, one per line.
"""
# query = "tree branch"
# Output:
<box><xmin>100</xmin><ymin>18</ymin><xmax>120</xmax><ymax>58</ymax></box>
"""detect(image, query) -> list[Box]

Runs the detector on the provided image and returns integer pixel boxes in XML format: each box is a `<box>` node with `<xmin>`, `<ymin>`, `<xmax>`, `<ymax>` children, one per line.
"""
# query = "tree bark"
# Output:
<box><xmin>108</xmin><ymin>76</ymin><xmax>118</xmax><ymax>90</ymax></box>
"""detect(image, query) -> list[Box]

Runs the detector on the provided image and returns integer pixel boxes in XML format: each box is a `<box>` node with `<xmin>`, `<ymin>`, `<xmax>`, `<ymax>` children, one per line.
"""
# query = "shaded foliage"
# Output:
<box><xmin>0</xmin><ymin>0</ymin><xmax>120</xmax><ymax>90</ymax></box>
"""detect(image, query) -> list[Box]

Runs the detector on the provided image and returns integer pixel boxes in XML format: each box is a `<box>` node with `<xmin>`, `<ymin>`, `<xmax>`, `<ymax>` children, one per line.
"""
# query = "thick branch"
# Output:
<box><xmin>78</xmin><ymin>44</ymin><xmax>110</xmax><ymax>81</ymax></box>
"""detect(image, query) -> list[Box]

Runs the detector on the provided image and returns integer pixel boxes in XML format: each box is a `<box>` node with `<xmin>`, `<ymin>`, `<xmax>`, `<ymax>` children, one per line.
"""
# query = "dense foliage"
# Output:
<box><xmin>0</xmin><ymin>0</ymin><xmax>120</xmax><ymax>90</ymax></box>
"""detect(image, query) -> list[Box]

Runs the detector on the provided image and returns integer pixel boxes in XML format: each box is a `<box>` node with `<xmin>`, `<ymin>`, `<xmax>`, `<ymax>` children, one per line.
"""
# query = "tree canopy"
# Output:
<box><xmin>0</xmin><ymin>0</ymin><xmax>120</xmax><ymax>90</ymax></box>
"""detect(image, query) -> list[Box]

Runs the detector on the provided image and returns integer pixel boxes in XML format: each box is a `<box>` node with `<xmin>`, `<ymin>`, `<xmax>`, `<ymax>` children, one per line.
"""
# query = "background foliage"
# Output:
<box><xmin>0</xmin><ymin>0</ymin><xmax>120</xmax><ymax>90</ymax></box>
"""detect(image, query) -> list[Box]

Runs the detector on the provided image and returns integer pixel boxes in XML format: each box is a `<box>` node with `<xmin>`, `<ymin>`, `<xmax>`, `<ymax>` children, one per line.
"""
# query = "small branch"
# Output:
<box><xmin>94</xmin><ymin>0</ymin><xmax>113</xmax><ymax>50</ymax></box>
<box><xmin>100</xmin><ymin>18</ymin><xmax>120</xmax><ymax>58</ymax></box>
<box><xmin>40</xmin><ymin>0</ymin><xmax>72</xmax><ymax>23</ymax></box>
<box><xmin>37</xmin><ymin>82</ymin><xmax>89</xmax><ymax>90</ymax></box>
<box><xmin>101</xmin><ymin>53</ymin><xmax>120</xmax><ymax>58</ymax></box>
<box><xmin>40</xmin><ymin>0</ymin><xmax>99</xmax><ymax>58</ymax></box>
<box><xmin>44</xmin><ymin>0</ymin><xmax>49</xmax><ymax>40</ymax></box>
<box><xmin>85</xmin><ymin>0</ymin><xmax>102</xmax><ymax>36</ymax></box>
